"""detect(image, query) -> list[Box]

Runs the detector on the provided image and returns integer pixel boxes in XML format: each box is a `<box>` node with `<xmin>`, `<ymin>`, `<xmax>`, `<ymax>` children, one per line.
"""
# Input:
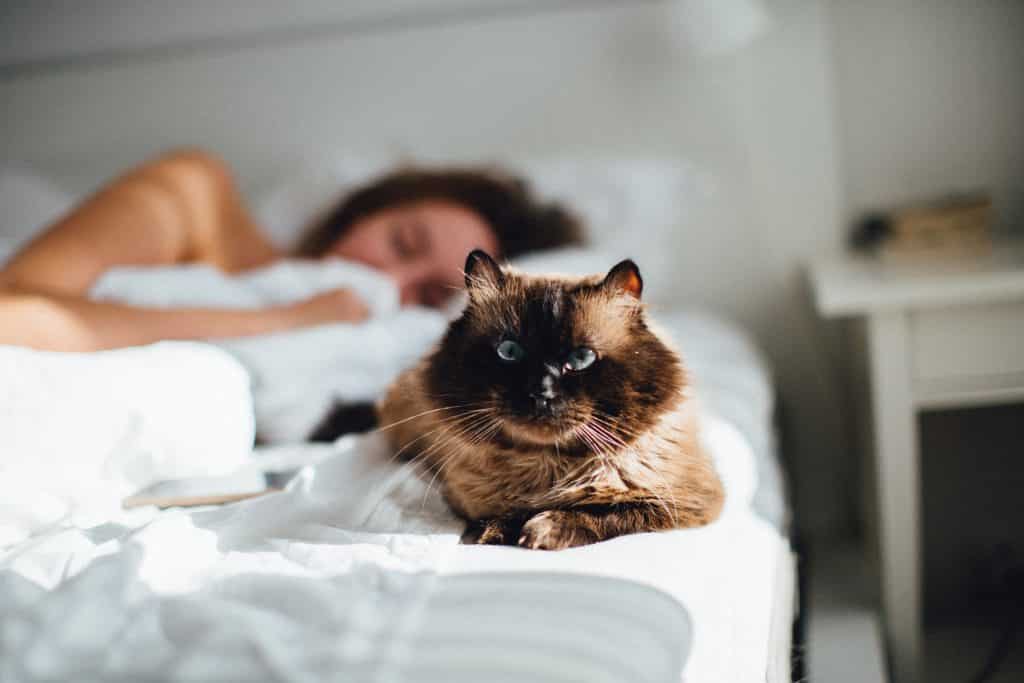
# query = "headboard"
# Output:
<box><xmin>0</xmin><ymin>0</ymin><xmax>850</xmax><ymax>537</ymax></box>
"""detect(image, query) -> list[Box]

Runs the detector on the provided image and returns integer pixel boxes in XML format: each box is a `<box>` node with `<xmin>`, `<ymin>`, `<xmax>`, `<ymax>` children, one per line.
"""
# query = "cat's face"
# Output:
<box><xmin>426</xmin><ymin>251</ymin><xmax>684</xmax><ymax>450</ymax></box>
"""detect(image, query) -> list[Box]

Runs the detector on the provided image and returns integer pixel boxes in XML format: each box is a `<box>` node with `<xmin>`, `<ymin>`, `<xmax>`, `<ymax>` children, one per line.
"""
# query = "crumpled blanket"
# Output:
<box><xmin>1</xmin><ymin>416</ymin><xmax>783</xmax><ymax>683</ymax></box>
<box><xmin>0</xmin><ymin>342</ymin><xmax>254</xmax><ymax>548</ymax></box>
<box><xmin>91</xmin><ymin>259</ymin><xmax>449</xmax><ymax>442</ymax></box>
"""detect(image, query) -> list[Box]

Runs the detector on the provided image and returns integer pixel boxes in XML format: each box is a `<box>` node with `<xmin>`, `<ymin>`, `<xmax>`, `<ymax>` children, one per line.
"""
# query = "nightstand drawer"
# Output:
<box><xmin>910</xmin><ymin>302</ymin><xmax>1024</xmax><ymax>381</ymax></box>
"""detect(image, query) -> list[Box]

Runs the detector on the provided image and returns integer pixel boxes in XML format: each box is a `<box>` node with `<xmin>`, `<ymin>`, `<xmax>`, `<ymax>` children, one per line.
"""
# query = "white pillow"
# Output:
<box><xmin>255</xmin><ymin>155</ymin><xmax>718</xmax><ymax>298</ymax></box>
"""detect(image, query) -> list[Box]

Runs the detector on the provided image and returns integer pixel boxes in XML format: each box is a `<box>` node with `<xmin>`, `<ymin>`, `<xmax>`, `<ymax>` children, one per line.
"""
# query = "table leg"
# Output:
<box><xmin>867</xmin><ymin>312</ymin><xmax>921</xmax><ymax>683</ymax></box>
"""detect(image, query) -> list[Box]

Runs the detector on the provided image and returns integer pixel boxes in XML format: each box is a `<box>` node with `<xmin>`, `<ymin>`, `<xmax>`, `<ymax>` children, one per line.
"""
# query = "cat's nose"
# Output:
<box><xmin>530</xmin><ymin>374</ymin><xmax>558</xmax><ymax>411</ymax></box>
<box><xmin>530</xmin><ymin>393</ymin><xmax>553</xmax><ymax>411</ymax></box>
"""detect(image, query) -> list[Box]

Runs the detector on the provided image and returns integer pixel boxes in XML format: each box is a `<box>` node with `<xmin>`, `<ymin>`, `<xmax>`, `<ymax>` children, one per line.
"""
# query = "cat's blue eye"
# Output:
<box><xmin>496</xmin><ymin>340</ymin><xmax>526</xmax><ymax>362</ymax></box>
<box><xmin>565</xmin><ymin>347</ymin><xmax>597</xmax><ymax>371</ymax></box>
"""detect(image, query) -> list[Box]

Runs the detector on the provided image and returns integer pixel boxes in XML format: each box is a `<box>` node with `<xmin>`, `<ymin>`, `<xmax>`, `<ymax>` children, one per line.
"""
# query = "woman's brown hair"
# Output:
<box><xmin>294</xmin><ymin>166</ymin><xmax>584</xmax><ymax>259</ymax></box>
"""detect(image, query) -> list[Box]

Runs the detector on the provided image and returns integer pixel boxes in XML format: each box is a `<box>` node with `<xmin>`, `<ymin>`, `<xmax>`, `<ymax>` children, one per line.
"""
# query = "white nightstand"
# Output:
<box><xmin>809</xmin><ymin>243</ymin><xmax>1024</xmax><ymax>683</ymax></box>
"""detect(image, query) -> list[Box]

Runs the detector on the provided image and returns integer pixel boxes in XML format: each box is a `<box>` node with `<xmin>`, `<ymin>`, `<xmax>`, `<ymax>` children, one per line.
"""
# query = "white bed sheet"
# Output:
<box><xmin>2</xmin><ymin>407</ymin><xmax>788</xmax><ymax>683</ymax></box>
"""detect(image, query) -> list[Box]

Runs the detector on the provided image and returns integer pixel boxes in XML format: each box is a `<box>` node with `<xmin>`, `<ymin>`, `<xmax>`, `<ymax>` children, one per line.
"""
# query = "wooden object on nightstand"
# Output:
<box><xmin>882</xmin><ymin>194</ymin><xmax>993</xmax><ymax>263</ymax></box>
<box><xmin>808</xmin><ymin>241</ymin><xmax>1024</xmax><ymax>683</ymax></box>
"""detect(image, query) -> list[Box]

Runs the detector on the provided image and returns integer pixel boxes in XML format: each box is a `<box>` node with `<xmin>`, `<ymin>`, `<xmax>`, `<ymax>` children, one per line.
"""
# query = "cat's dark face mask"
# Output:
<box><xmin>426</xmin><ymin>251</ymin><xmax>682</xmax><ymax>449</ymax></box>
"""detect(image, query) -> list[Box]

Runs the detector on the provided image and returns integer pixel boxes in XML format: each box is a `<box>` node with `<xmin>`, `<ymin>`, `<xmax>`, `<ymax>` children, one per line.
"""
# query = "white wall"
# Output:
<box><xmin>0</xmin><ymin>0</ymin><xmax>853</xmax><ymax>537</ymax></box>
<box><xmin>830</xmin><ymin>0</ymin><xmax>1024</xmax><ymax>235</ymax></box>
<box><xmin>0</xmin><ymin>0</ymin><xmax>527</xmax><ymax>68</ymax></box>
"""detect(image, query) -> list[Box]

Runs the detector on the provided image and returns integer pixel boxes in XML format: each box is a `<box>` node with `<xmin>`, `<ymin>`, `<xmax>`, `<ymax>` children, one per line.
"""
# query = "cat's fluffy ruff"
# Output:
<box><xmin>378</xmin><ymin>251</ymin><xmax>724</xmax><ymax>550</ymax></box>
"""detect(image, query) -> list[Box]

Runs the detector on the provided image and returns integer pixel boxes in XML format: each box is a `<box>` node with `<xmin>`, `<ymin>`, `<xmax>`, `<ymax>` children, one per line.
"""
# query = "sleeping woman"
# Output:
<box><xmin>0</xmin><ymin>149</ymin><xmax>581</xmax><ymax>351</ymax></box>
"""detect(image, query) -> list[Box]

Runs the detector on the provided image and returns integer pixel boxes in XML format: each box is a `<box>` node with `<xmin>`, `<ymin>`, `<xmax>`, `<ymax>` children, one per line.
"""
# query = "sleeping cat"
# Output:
<box><xmin>376</xmin><ymin>250</ymin><xmax>724</xmax><ymax>550</ymax></box>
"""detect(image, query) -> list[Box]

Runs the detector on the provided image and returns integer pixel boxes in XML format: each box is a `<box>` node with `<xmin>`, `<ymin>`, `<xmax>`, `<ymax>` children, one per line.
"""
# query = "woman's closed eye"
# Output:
<box><xmin>392</xmin><ymin>220</ymin><xmax>430</xmax><ymax>260</ymax></box>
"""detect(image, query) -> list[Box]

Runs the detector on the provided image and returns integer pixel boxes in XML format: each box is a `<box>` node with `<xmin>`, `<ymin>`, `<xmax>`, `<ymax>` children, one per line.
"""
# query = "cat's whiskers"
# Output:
<box><xmin>590</xmin><ymin>409</ymin><xmax>640</xmax><ymax>430</ymax></box>
<box><xmin>387</xmin><ymin>428</ymin><xmax>442</xmax><ymax>468</ymax></box>
<box><xmin>413</xmin><ymin>409</ymin><xmax>499</xmax><ymax>470</ymax></box>
<box><xmin>418</xmin><ymin>414</ymin><xmax>502</xmax><ymax>509</ymax></box>
<box><xmin>573</xmin><ymin>423</ymin><xmax>615</xmax><ymax>462</ymax></box>
<box><xmin>646</xmin><ymin>477</ymin><xmax>680</xmax><ymax>528</ymax></box>
<box><xmin>573</xmin><ymin>424</ymin><xmax>601</xmax><ymax>458</ymax></box>
<box><xmin>434</xmin><ymin>416</ymin><xmax>501</xmax><ymax>475</ymax></box>
<box><xmin>541</xmin><ymin>425</ymin><xmax>632</xmax><ymax>506</ymax></box>
<box><xmin>411</xmin><ymin>412</ymin><xmax>495</xmax><ymax>470</ymax></box>
<box><xmin>469</xmin><ymin>418</ymin><xmax>502</xmax><ymax>445</ymax></box>
<box><xmin>587</xmin><ymin>420</ymin><xmax>629</xmax><ymax>451</ymax></box>
<box><xmin>570</xmin><ymin>423</ymin><xmax>594</xmax><ymax>454</ymax></box>
<box><xmin>381</xmin><ymin>409</ymin><xmax>505</xmax><ymax>506</ymax></box>
<box><xmin>375</xmin><ymin>402</ymin><xmax>494</xmax><ymax>433</ymax></box>
<box><xmin>581</xmin><ymin>421</ymin><xmax>620</xmax><ymax>454</ymax></box>
<box><xmin>589</xmin><ymin>412</ymin><xmax>643</xmax><ymax>440</ymax></box>
<box><xmin>394</xmin><ymin>412</ymin><xmax>497</xmax><ymax>500</ymax></box>
<box><xmin>588</xmin><ymin>426</ymin><xmax>636</xmax><ymax>467</ymax></box>
<box><xmin>581</xmin><ymin>419</ymin><xmax>679</xmax><ymax>525</ymax></box>
<box><xmin>382</xmin><ymin>408</ymin><xmax>495</xmax><ymax>468</ymax></box>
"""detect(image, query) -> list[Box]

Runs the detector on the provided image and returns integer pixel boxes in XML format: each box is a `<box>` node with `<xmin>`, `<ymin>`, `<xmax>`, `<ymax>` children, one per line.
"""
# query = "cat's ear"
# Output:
<box><xmin>602</xmin><ymin>259</ymin><xmax>643</xmax><ymax>300</ymax></box>
<box><xmin>464</xmin><ymin>249</ymin><xmax>505</xmax><ymax>290</ymax></box>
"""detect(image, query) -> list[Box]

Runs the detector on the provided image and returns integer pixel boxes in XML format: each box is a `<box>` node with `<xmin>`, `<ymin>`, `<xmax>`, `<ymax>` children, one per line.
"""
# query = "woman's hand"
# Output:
<box><xmin>281</xmin><ymin>288</ymin><xmax>370</xmax><ymax>328</ymax></box>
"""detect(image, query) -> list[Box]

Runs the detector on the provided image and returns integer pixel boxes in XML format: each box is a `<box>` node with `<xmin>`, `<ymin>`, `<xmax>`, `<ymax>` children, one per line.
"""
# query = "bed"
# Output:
<box><xmin>0</xmin><ymin>159</ymin><xmax>797</xmax><ymax>682</ymax></box>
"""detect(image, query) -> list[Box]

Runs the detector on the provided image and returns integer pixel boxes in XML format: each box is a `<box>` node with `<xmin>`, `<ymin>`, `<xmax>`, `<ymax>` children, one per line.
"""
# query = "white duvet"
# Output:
<box><xmin>0</xmin><ymin>257</ymin><xmax>789</xmax><ymax>682</ymax></box>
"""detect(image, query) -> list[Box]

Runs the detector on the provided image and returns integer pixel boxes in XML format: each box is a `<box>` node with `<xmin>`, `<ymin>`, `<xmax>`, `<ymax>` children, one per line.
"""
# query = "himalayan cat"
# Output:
<box><xmin>375</xmin><ymin>250</ymin><xmax>724</xmax><ymax>550</ymax></box>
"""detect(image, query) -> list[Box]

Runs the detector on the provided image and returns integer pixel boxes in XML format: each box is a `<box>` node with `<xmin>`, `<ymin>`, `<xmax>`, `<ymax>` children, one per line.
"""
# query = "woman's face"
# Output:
<box><xmin>325</xmin><ymin>200</ymin><xmax>499</xmax><ymax>308</ymax></box>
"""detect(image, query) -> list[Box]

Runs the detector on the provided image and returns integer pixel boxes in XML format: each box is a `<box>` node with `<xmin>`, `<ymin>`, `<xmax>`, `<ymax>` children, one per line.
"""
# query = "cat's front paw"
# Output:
<box><xmin>518</xmin><ymin>510</ymin><xmax>599</xmax><ymax>551</ymax></box>
<box><xmin>461</xmin><ymin>518</ymin><xmax>515</xmax><ymax>545</ymax></box>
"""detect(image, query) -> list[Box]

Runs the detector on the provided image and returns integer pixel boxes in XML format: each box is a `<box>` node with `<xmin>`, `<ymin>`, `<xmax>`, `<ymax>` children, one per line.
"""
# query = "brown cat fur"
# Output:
<box><xmin>378</xmin><ymin>251</ymin><xmax>724</xmax><ymax>550</ymax></box>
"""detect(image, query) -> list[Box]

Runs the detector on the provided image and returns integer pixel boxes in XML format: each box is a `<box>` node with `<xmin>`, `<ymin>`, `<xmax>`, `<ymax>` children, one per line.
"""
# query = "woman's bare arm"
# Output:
<box><xmin>0</xmin><ymin>289</ymin><xmax>367</xmax><ymax>352</ymax></box>
<box><xmin>0</xmin><ymin>148</ymin><xmax>279</xmax><ymax>296</ymax></box>
<box><xmin>0</xmin><ymin>149</ymin><xmax>367</xmax><ymax>351</ymax></box>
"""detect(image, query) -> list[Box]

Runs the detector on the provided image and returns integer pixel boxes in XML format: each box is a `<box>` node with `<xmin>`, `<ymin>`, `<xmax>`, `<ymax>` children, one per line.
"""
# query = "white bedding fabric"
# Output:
<box><xmin>91</xmin><ymin>260</ymin><xmax>447</xmax><ymax>443</ymax></box>
<box><xmin>0</xmin><ymin>342</ymin><xmax>254</xmax><ymax>548</ymax></box>
<box><xmin>1</xmin><ymin>415</ymin><xmax>785</xmax><ymax>683</ymax></box>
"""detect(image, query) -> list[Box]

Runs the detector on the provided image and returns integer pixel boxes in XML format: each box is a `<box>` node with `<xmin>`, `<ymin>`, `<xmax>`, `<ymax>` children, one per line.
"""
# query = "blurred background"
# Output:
<box><xmin>1</xmin><ymin>1</ymin><xmax>1023</xmax><ymax>681</ymax></box>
